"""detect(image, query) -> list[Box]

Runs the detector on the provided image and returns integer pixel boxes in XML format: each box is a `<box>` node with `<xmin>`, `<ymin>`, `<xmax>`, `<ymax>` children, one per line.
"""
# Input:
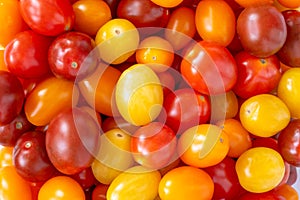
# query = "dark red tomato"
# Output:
<box><xmin>236</xmin><ymin>5</ymin><xmax>287</xmax><ymax>58</ymax></box>
<box><xmin>131</xmin><ymin>122</ymin><xmax>177</xmax><ymax>169</ymax></box>
<box><xmin>46</xmin><ymin>107</ymin><xmax>100</xmax><ymax>175</ymax></box>
<box><xmin>179</xmin><ymin>0</ymin><xmax>200</xmax><ymax>9</ymax></box>
<box><xmin>48</xmin><ymin>31</ymin><xmax>97</xmax><ymax>80</ymax></box>
<box><xmin>0</xmin><ymin>112</ymin><xmax>34</xmax><ymax>146</ymax></box>
<box><xmin>4</xmin><ymin>30</ymin><xmax>53</xmax><ymax>79</ymax></box>
<box><xmin>204</xmin><ymin>157</ymin><xmax>243</xmax><ymax>200</ymax></box>
<box><xmin>0</xmin><ymin>71</ymin><xmax>25</xmax><ymax>126</ymax></box>
<box><xmin>117</xmin><ymin>0</ymin><xmax>170</xmax><ymax>29</ymax></box>
<box><xmin>252</xmin><ymin>137</ymin><xmax>279</xmax><ymax>152</ymax></box>
<box><xmin>13</xmin><ymin>131</ymin><xmax>57</xmax><ymax>182</ymax></box>
<box><xmin>278</xmin><ymin>119</ymin><xmax>300</xmax><ymax>167</ymax></box>
<box><xmin>233</xmin><ymin>51</ymin><xmax>281</xmax><ymax>99</ymax></box>
<box><xmin>237</xmin><ymin>191</ymin><xmax>279</xmax><ymax>200</ymax></box>
<box><xmin>181</xmin><ymin>41</ymin><xmax>237</xmax><ymax>95</ymax></box>
<box><xmin>158</xmin><ymin>88</ymin><xmax>210</xmax><ymax>134</ymax></box>
<box><xmin>19</xmin><ymin>0</ymin><xmax>74</xmax><ymax>36</ymax></box>
<box><xmin>92</xmin><ymin>184</ymin><xmax>109</xmax><ymax>200</ymax></box>
<box><xmin>277</xmin><ymin>10</ymin><xmax>300</xmax><ymax>67</ymax></box>
<box><xmin>71</xmin><ymin>167</ymin><xmax>97</xmax><ymax>190</ymax></box>
<box><xmin>104</xmin><ymin>0</ymin><xmax>121</xmax><ymax>17</ymax></box>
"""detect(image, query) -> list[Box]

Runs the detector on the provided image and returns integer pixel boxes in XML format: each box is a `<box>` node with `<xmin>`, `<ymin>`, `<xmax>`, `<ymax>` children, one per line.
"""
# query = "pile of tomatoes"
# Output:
<box><xmin>1</xmin><ymin>0</ymin><xmax>300</xmax><ymax>199</ymax></box>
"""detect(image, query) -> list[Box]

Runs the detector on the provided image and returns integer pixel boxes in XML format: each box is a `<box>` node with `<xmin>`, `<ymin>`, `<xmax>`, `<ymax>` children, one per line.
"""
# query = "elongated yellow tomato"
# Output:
<box><xmin>92</xmin><ymin>128</ymin><xmax>135</xmax><ymax>184</ymax></box>
<box><xmin>277</xmin><ymin>68</ymin><xmax>300</xmax><ymax>119</ymax></box>
<box><xmin>106</xmin><ymin>165</ymin><xmax>161</xmax><ymax>200</ymax></box>
<box><xmin>95</xmin><ymin>18</ymin><xmax>139</xmax><ymax>64</ymax></box>
<box><xmin>236</xmin><ymin>147</ymin><xmax>285</xmax><ymax>193</ymax></box>
<box><xmin>24</xmin><ymin>77</ymin><xmax>79</xmax><ymax>126</ymax></box>
<box><xmin>115</xmin><ymin>64</ymin><xmax>163</xmax><ymax>126</ymax></box>
<box><xmin>239</xmin><ymin>94</ymin><xmax>290</xmax><ymax>137</ymax></box>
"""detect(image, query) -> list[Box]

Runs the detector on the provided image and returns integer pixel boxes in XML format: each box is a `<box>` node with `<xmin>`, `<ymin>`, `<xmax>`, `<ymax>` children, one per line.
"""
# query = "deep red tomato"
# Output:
<box><xmin>233</xmin><ymin>51</ymin><xmax>281</xmax><ymax>99</ymax></box>
<box><xmin>19</xmin><ymin>0</ymin><xmax>75</xmax><ymax>36</ymax></box>
<box><xmin>46</xmin><ymin>108</ymin><xmax>100</xmax><ymax>175</ymax></box>
<box><xmin>181</xmin><ymin>41</ymin><xmax>237</xmax><ymax>95</ymax></box>
<box><xmin>0</xmin><ymin>71</ymin><xmax>25</xmax><ymax>126</ymax></box>
<box><xmin>48</xmin><ymin>31</ymin><xmax>97</xmax><ymax>80</ymax></box>
<box><xmin>158</xmin><ymin>88</ymin><xmax>211</xmax><ymax>134</ymax></box>
<box><xmin>92</xmin><ymin>184</ymin><xmax>109</xmax><ymax>200</ymax></box>
<box><xmin>131</xmin><ymin>122</ymin><xmax>177</xmax><ymax>169</ymax></box>
<box><xmin>104</xmin><ymin>0</ymin><xmax>121</xmax><ymax>17</ymax></box>
<box><xmin>4</xmin><ymin>30</ymin><xmax>53</xmax><ymax>79</ymax></box>
<box><xmin>71</xmin><ymin>167</ymin><xmax>97</xmax><ymax>190</ymax></box>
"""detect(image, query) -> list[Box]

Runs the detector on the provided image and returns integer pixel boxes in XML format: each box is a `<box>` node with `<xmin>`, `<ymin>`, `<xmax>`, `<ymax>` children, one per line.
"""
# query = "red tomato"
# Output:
<box><xmin>181</xmin><ymin>41</ymin><xmax>237</xmax><ymax>95</ymax></box>
<box><xmin>92</xmin><ymin>184</ymin><xmax>110</xmax><ymax>200</ymax></box>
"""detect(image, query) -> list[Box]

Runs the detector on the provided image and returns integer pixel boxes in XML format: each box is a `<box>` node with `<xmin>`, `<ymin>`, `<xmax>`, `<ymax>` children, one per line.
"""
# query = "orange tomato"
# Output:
<box><xmin>195</xmin><ymin>0</ymin><xmax>236</xmax><ymax>46</ymax></box>
<box><xmin>274</xmin><ymin>184</ymin><xmax>299</xmax><ymax>200</ymax></box>
<box><xmin>136</xmin><ymin>36</ymin><xmax>174</xmax><ymax>72</ymax></box>
<box><xmin>216</xmin><ymin>118</ymin><xmax>252</xmax><ymax>158</ymax></box>
<box><xmin>277</xmin><ymin>0</ymin><xmax>300</xmax><ymax>8</ymax></box>
<box><xmin>235</xmin><ymin>0</ymin><xmax>274</xmax><ymax>7</ymax></box>
<box><xmin>165</xmin><ymin>6</ymin><xmax>196</xmax><ymax>51</ymax></box>
<box><xmin>150</xmin><ymin>0</ymin><xmax>184</xmax><ymax>8</ymax></box>
<box><xmin>177</xmin><ymin>124</ymin><xmax>229</xmax><ymax>168</ymax></box>
<box><xmin>38</xmin><ymin>176</ymin><xmax>85</xmax><ymax>200</ymax></box>
<box><xmin>158</xmin><ymin>166</ymin><xmax>214</xmax><ymax>200</ymax></box>
<box><xmin>73</xmin><ymin>0</ymin><xmax>112</xmax><ymax>36</ymax></box>
<box><xmin>0</xmin><ymin>49</ymin><xmax>8</xmax><ymax>71</ymax></box>
<box><xmin>0</xmin><ymin>145</ymin><xmax>13</xmax><ymax>168</ymax></box>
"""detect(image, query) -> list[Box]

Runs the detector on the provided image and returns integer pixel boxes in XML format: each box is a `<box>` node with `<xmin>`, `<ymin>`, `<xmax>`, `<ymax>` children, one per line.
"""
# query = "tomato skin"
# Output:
<box><xmin>233</xmin><ymin>51</ymin><xmax>281</xmax><ymax>99</ymax></box>
<box><xmin>195</xmin><ymin>0</ymin><xmax>236</xmax><ymax>47</ymax></box>
<box><xmin>4</xmin><ymin>30</ymin><xmax>53</xmax><ymax>79</ymax></box>
<box><xmin>24</xmin><ymin>76</ymin><xmax>80</xmax><ymax>126</ymax></box>
<box><xmin>46</xmin><ymin>108</ymin><xmax>100</xmax><ymax>175</ymax></box>
<box><xmin>0</xmin><ymin>71</ymin><xmax>25</xmax><ymax>126</ymax></box>
<box><xmin>181</xmin><ymin>41</ymin><xmax>237</xmax><ymax>95</ymax></box>
<box><xmin>20</xmin><ymin>0</ymin><xmax>74</xmax><ymax>36</ymax></box>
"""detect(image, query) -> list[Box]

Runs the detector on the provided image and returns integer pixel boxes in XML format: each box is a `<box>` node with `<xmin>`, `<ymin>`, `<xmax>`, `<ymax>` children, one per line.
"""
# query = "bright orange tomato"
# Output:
<box><xmin>277</xmin><ymin>0</ymin><xmax>300</xmax><ymax>8</ymax></box>
<box><xmin>0</xmin><ymin>145</ymin><xmax>13</xmax><ymax>168</ymax></box>
<box><xmin>177</xmin><ymin>124</ymin><xmax>230</xmax><ymax>168</ymax></box>
<box><xmin>165</xmin><ymin>6</ymin><xmax>196</xmax><ymax>51</ymax></box>
<box><xmin>0</xmin><ymin>49</ymin><xmax>8</xmax><ymax>71</ymax></box>
<box><xmin>38</xmin><ymin>176</ymin><xmax>85</xmax><ymax>200</ymax></box>
<box><xmin>158</xmin><ymin>166</ymin><xmax>214</xmax><ymax>200</ymax></box>
<box><xmin>274</xmin><ymin>184</ymin><xmax>299</xmax><ymax>200</ymax></box>
<box><xmin>136</xmin><ymin>36</ymin><xmax>174</xmax><ymax>72</ymax></box>
<box><xmin>150</xmin><ymin>0</ymin><xmax>184</xmax><ymax>8</ymax></box>
<box><xmin>195</xmin><ymin>0</ymin><xmax>236</xmax><ymax>46</ymax></box>
<box><xmin>235</xmin><ymin>0</ymin><xmax>274</xmax><ymax>7</ymax></box>
<box><xmin>73</xmin><ymin>0</ymin><xmax>112</xmax><ymax>36</ymax></box>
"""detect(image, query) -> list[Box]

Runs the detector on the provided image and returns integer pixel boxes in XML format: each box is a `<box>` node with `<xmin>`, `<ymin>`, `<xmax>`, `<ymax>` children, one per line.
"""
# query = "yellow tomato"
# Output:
<box><xmin>239</xmin><ymin>94</ymin><xmax>290</xmax><ymax>137</ymax></box>
<box><xmin>150</xmin><ymin>0</ymin><xmax>183</xmax><ymax>8</ymax></box>
<box><xmin>277</xmin><ymin>68</ymin><xmax>300</xmax><ymax>119</ymax></box>
<box><xmin>115</xmin><ymin>64</ymin><xmax>163</xmax><ymax>126</ymax></box>
<box><xmin>95</xmin><ymin>18</ymin><xmax>139</xmax><ymax>64</ymax></box>
<box><xmin>106</xmin><ymin>165</ymin><xmax>161</xmax><ymax>200</ymax></box>
<box><xmin>236</xmin><ymin>147</ymin><xmax>285</xmax><ymax>193</ymax></box>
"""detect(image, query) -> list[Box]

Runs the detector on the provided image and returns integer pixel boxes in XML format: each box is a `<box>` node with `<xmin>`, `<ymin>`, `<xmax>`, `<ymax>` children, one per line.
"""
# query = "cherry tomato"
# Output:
<box><xmin>158</xmin><ymin>166</ymin><xmax>214</xmax><ymax>200</ymax></box>
<box><xmin>101</xmin><ymin>116</ymin><xmax>139</xmax><ymax>133</ymax></box>
<box><xmin>72</xmin><ymin>0</ymin><xmax>112</xmax><ymax>36</ymax></box>
<box><xmin>71</xmin><ymin>167</ymin><xmax>97</xmax><ymax>190</ymax></box>
<box><xmin>38</xmin><ymin>176</ymin><xmax>85</xmax><ymax>200</ymax></box>
<box><xmin>0</xmin><ymin>166</ymin><xmax>32</xmax><ymax>200</ymax></box>
<box><xmin>92</xmin><ymin>184</ymin><xmax>109</xmax><ymax>200</ymax></box>
<box><xmin>236</xmin><ymin>147</ymin><xmax>285</xmax><ymax>193</ymax></box>
<box><xmin>274</xmin><ymin>184</ymin><xmax>299</xmax><ymax>200</ymax></box>
<box><xmin>239</xmin><ymin>94</ymin><xmax>290</xmax><ymax>137</ymax></box>
<box><xmin>24</xmin><ymin>76</ymin><xmax>80</xmax><ymax>126</ymax></box>
<box><xmin>195</xmin><ymin>0</ymin><xmax>236</xmax><ymax>47</ymax></box>
<box><xmin>0</xmin><ymin>145</ymin><xmax>13</xmax><ymax>168</ymax></box>
<box><xmin>19</xmin><ymin>0</ymin><xmax>74</xmax><ymax>36</ymax></box>
<box><xmin>0</xmin><ymin>71</ymin><xmax>25</xmax><ymax>126</ymax></box>
<box><xmin>106</xmin><ymin>166</ymin><xmax>161</xmax><ymax>200</ymax></box>
<box><xmin>177</xmin><ymin>124</ymin><xmax>229</xmax><ymax>168</ymax></box>
<box><xmin>4</xmin><ymin>30</ymin><xmax>53</xmax><ymax>79</ymax></box>
<box><xmin>277</xmin><ymin>0</ymin><xmax>300</xmax><ymax>8</ymax></box>
<box><xmin>150</xmin><ymin>0</ymin><xmax>183</xmax><ymax>8</ymax></box>
<box><xmin>235</xmin><ymin>0</ymin><xmax>274</xmax><ymax>7</ymax></box>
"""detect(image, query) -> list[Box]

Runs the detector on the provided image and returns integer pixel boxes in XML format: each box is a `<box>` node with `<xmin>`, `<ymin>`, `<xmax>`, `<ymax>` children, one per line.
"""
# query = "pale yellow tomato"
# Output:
<box><xmin>106</xmin><ymin>165</ymin><xmax>161</xmax><ymax>200</ymax></box>
<box><xmin>95</xmin><ymin>18</ymin><xmax>139</xmax><ymax>64</ymax></box>
<box><xmin>277</xmin><ymin>68</ymin><xmax>300</xmax><ymax>119</ymax></box>
<box><xmin>115</xmin><ymin>64</ymin><xmax>163</xmax><ymax>126</ymax></box>
<box><xmin>239</xmin><ymin>94</ymin><xmax>290</xmax><ymax>137</ymax></box>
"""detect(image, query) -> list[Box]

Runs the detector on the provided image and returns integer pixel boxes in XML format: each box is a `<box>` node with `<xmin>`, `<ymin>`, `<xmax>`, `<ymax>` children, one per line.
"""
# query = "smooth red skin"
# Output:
<box><xmin>4</xmin><ymin>30</ymin><xmax>53</xmax><ymax>79</ymax></box>
<box><xmin>92</xmin><ymin>184</ymin><xmax>110</xmax><ymax>200</ymax></box>
<box><xmin>19</xmin><ymin>0</ymin><xmax>74</xmax><ymax>36</ymax></box>
<box><xmin>131</xmin><ymin>122</ymin><xmax>177</xmax><ymax>169</ymax></box>
<box><xmin>0</xmin><ymin>71</ymin><xmax>25</xmax><ymax>126</ymax></box>
<box><xmin>252</xmin><ymin>137</ymin><xmax>279</xmax><ymax>152</ymax></box>
<box><xmin>179</xmin><ymin>0</ymin><xmax>200</xmax><ymax>9</ymax></box>
<box><xmin>158</xmin><ymin>88</ymin><xmax>210</xmax><ymax>134</ymax></box>
<box><xmin>0</xmin><ymin>112</ymin><xmax>34</xmax><ymax>147</ymax></box>
<box><xmin>71</xmin><ymin>167</ymin><xmax>97</xmax><ymax>190</ymax></box>
<box><xmin>237</xmin><ymin>5</ymin><xmax>287</xmax><ymax>57</ymax></box>
<box><xmin>237</xmin><ymin>191</ymin><xmax>280</xmax><ymax>200</ymax></box>
<box><xmin>181</xmin><ymin>41</ymin><xmax>238</xmax><ymax>95</ymax></box>
<box><xmin>48</xmin><ymin>31</ymin><xmax>97</xmax><ymax>80</ymax></box>
<box><xmin>277</xmin><ymin>10</ymin><xmax>300</xmax><ymax>67</ymax></box>
<box><xmin>13</xmin><ymin>131</ymin><xmax>57</xmax><ymax>182</ymax></box>
<box><xmin>233</xmin><ymin>51</ymin><xmax>281</xmax><ymax>99</ymax></box>
<box><xmin>204</xmin><ymin>157</ymin><xmax>244</xmax><ymax>200</ymax></box>
<box><xmin>46</xmin><ymin>108</ymin><xmax>100</xmax><ymax>175</ymax></box>
<box><xmin>104</xmin><ymin>0</ymin><xmax>121</xmax><ymax>17</ymax></box>
<box><xmin>278</xmin><ymin>119</ymin><xmax>300</xmax><ymax>167</ymax></box>
<box><xmin>117</xmin><ymin>0</ymin><xmax>170</xmax><ymax>28</ymax></box>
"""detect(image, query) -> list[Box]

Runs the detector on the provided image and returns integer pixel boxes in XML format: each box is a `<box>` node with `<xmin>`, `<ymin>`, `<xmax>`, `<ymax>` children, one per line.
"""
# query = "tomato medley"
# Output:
<box><xmin>1</xmin><ymin>0</ymin><xmax>300</xmax><ymax>199</ymax></box>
